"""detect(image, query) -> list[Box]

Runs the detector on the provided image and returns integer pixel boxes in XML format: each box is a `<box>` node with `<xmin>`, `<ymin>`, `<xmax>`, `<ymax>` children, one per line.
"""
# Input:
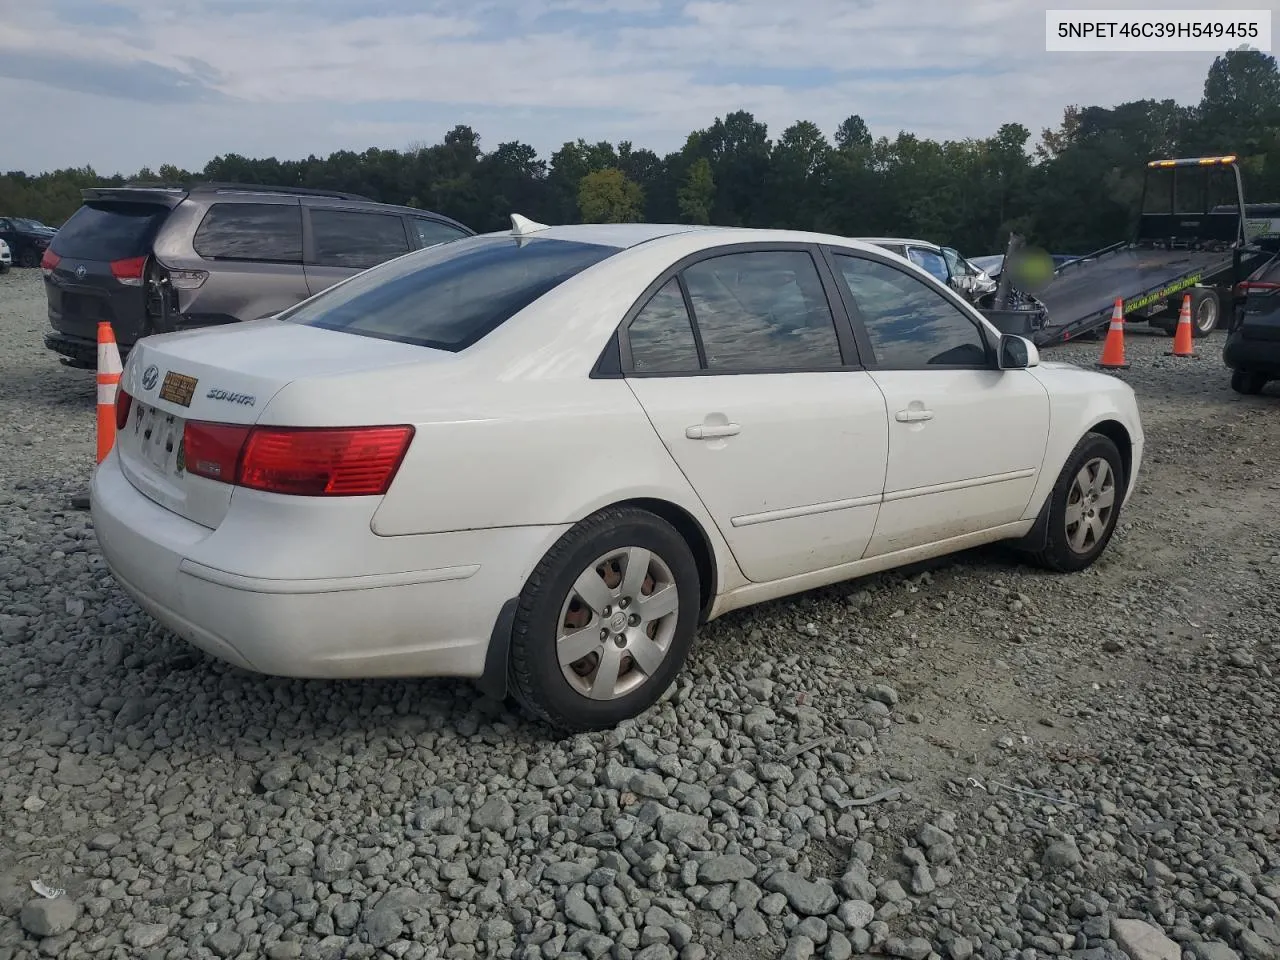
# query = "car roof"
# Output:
<box><xmin>475</xmin><ymin>220</ymin><xmax>907</xmax><ymax>256</ymax></box>
<box><xmin>80</xmin><ymin>183</ymin><xmax>472</xmax><ymax>231</ymax></box>
<box><xmin>856</xmin><ymin>237</ymin><xmax>943</xmax><ymax>249</ymax></box>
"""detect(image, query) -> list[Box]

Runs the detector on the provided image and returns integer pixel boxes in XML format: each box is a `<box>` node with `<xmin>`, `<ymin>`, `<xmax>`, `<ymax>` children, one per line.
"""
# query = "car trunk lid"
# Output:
<box><xmin>116</xmin><ymin>320</ymin><xmax>440</xmax><ymax>529</ymax></box>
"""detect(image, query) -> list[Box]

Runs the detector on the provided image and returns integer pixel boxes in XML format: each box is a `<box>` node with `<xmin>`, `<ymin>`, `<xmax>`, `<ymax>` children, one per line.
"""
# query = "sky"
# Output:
<box><xmin>0</xmin><ymin>0</ymin><xmax>1266</xmax><ymax>176</ymax></box>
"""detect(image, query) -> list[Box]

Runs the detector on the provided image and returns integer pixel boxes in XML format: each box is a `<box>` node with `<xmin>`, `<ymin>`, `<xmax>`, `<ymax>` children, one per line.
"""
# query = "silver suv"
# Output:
<box><xmin>42</xmin><ymin>183</ymin><xmax>474</xmax><ymax>367</ymax></box>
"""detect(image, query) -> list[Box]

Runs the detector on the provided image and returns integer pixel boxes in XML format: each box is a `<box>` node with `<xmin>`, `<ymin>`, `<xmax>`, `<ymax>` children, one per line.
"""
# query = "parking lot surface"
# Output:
<box><xmin>2</xmin><ymin>265</ymin><xmax>1278</xmax><ymax>960</ymax></box>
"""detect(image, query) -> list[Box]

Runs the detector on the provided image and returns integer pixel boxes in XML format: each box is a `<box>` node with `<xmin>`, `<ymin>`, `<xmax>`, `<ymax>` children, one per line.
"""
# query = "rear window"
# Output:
<box><xmin>50</xmin><ymin>203</ymin><xmax>168</xmax><ymax>260</ymax></box>
<box><xmin>283</xmin><ymin>235</ymin><xmax>620</xmax><ymax>351</ymax></box>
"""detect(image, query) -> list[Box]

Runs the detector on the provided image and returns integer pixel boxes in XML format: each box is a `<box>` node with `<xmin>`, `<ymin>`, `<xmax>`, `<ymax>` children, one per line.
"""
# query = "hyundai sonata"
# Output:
<box><xmin>91</xmin><ymin>216</ymin><xmax>1144</xmax><ymax>731</ymax></box>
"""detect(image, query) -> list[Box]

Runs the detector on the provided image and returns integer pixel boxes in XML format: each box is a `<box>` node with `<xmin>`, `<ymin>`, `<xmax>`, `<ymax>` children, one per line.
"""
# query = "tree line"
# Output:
<box><xmin>2</xmin><ymin>50</ymin><xmax>1277</xmax><ymax>257</ymax></box>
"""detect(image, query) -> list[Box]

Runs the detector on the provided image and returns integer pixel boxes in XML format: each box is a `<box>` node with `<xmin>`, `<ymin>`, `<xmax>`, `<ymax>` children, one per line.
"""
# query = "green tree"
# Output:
<box><xmin>834</xmin><ymin>114</ymin><xmax>872</xmax><ymax>152</ymax></box>
<box><xmin>769</xmin><ymin>121</ymin><xmax>831</xmax><ymax>228</ymax></box>
<box><xmin>549</xmin><ymin>139</ymin><xmax>619</xmax><ymax>221</ymax></box>
<box><xmin>578</xmin><ymin>168</ymin><xmax>644</xmax><ymax>223</ymax></box>
<box><xmin>676</xmin><ymin>158</ymin><xmax>715</xmax><ymax>224</ymax></box>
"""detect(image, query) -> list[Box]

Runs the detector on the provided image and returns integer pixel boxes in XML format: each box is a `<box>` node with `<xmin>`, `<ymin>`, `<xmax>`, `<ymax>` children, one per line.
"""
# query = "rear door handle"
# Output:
<box><xmin>686</xmin><ymin>422</ymin><xmax>741</xmax><ymax>439</ymax></box>
<box><xmin>895</xmin><ymin>409</ymin><xmax>934</xmax><ymax>423</ymax></box>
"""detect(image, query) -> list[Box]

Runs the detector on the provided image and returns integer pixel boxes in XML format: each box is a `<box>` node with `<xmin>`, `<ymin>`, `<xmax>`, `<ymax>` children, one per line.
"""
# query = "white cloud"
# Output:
<box><xmin>0</xmin><ymin>0</ymin><xmax>1255</xmax><ymax>173</ymax></box>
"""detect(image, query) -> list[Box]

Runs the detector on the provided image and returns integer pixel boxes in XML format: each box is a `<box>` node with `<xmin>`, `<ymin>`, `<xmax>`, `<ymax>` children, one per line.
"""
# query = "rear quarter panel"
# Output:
<box><xmin>155</xmin><ymin>199</ymin><xmax>310</xmax><ymax>324</ymax></box>
<box><xmin>260</xmin><ymin>368</ymin><xmax>745</xmax><ymax>596</ymax></box>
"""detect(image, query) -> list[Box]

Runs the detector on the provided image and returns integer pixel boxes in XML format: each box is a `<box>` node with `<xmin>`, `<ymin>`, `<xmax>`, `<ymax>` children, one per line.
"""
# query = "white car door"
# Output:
<box><xmin>823</xmin><ymin>246</ymin><xmax>1051</xmax><ymax>558</ymax></box>
<box><xmin>621</xmin><ymin>246</ymin><xmax>889</xmax><ymax>584</ymax></box>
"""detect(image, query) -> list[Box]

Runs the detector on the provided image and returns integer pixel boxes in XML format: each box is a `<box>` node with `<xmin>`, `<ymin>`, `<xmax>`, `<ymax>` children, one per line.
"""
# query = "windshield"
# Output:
<box><xmin>12</xmin><ymin>218</ymin><xmax>48</xmax><ymax>230</ymax></box>
<box><xmin>284</xmin><ymin>234</ymin><xmax>621</xmax><ymax>351</ymax></box>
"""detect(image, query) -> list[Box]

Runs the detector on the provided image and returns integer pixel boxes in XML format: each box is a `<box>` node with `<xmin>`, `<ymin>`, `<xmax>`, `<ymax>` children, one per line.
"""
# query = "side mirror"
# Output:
<box><xmin>998</xmin><ymin>334</ymin><xmax>1039</xmax><ymax>369</ymax></box>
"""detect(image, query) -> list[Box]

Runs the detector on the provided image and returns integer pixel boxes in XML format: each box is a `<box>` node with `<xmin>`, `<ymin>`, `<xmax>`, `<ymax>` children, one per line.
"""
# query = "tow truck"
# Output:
<box><xmin>1030</xmin><ymin>155</ymin><xmax>1273</xmax><ymax>346</ymax></box>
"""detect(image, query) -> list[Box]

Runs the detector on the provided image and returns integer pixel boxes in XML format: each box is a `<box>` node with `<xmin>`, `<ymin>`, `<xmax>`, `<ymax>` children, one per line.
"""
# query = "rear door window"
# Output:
<box><xmin>680</xmin><ymin>250</ymin><xmax>845</xmax><ymax>371</ymax></box>
<box><xmin>50</xmin><ymin>203</ymin><xmax>169</xmax><ymax>260</ymax></box>
<box><xmin>409</xmin><ymin>218</ymin><xmax>470</xmax><ymax>248</ymax></box>
<box><xmin>284</xmin><ymin>235</ymin><xmax>620</xmax><ymax>351</ymax></box>
<box><xmin>310</xmin><ymin>209</ymin><xmax>411</xmax><ymax>269</ymax></box>
<box><xmin>193</xmin><ymin>203</ymin><xmax>303</xmax><ymax>262</ymax></box>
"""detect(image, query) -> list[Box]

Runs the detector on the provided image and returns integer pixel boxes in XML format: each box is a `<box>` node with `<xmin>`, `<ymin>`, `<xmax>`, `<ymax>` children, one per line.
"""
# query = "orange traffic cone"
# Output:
<box><xmin>96</xmin><ymin>321</ymin><xmax>123</xmax><ymax>464</ymax></box>
<box><xmin>1097</xmin><ymin>298</ymin><xmax>1130</xmax><ymax>370</ymax></box>
<box><xmin>1167</xmin><ymin>293</ymin><xmax>1195</xmax><ymax>357</ymax></box>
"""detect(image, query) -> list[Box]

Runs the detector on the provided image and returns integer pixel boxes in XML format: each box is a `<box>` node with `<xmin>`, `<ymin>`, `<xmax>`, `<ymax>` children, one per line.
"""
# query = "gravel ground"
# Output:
<box><xmin>1</xmin><ymin>264</ymin><xmax>1278</xmax><ymax>960</ymax></box>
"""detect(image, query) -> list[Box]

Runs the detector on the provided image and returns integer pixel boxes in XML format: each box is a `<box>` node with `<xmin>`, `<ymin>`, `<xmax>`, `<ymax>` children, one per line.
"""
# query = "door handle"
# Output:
<box><xmin>686</xmin><ymin>422</ymin><xmax>741</xmax><ymax>439</ymax></box>
<box><xmin>895</xmin><ymin>409</ymin><xmax>934</xmax><ymax>423</ymax></box>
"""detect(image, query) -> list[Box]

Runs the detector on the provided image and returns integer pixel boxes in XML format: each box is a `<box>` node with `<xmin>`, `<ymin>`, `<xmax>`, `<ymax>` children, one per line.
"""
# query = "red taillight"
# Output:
<box><xmin>1238</xmin><ymin>281</ymin><xmax>1280</xmax><ymax>295</ymax></box>
<box><xmin>115</xmin><ymin>388</ymin><xmax>133</xmax><ymax>432</ymax></box>
<box><xmin>183</xmin><ymin>422</ymin><xmax>251</xmax><ymax>484</ymax></box>
<box><xmin>40</xmin><ymin>249</ymin><xmax>60</xmax><ymax>278</ymax></box>
<box><xmin>110</xmin><ymin>256</ymin><xmax>147</xmax><ymax>287</ymax></box>
<box><xmin>239</xmin><ymin>426</ymin><xmax>415</xmax><ymax>496</ymax></box>
<box><xmin>180</xmin><ymin>422</ymin><xmax>414</xmax><ymax>496</ymax></box>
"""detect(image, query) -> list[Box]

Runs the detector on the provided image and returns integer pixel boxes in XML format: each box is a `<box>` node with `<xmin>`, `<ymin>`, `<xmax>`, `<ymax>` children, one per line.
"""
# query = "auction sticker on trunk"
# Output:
<box><xmin>159</xmin><ymin>371</ymin><xmax>198</xmax><ymax>407</ymax></box>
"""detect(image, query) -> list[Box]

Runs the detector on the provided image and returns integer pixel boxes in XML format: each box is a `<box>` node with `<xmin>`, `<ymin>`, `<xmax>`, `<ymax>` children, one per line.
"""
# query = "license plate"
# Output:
<box><xmin>132</xmin><ymin>402</ymin><xmax>186</xmax><ymax>477</ymax></box>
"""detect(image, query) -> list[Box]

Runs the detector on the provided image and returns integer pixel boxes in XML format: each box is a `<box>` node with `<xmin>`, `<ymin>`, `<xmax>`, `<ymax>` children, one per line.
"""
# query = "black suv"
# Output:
<box><xmin>1224</xmin><ymin>240</ymin><xmax>1280</xmax><ymax>395</ymax></box>
<box><xmin>42</xmin><ymin>183</ymin><xmax>474</xmax><ymax>367</ymax></box>
<box><xmin>0</xmin><ymin>216</ymin><xmax>58</xmax><ymax>267</ymax></box>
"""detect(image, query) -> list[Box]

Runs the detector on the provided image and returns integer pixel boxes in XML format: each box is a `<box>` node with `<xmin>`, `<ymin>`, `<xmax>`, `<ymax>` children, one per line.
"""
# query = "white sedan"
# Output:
<box><xmin>91</xmin><ymin>217</ymin><xmax>1144</xmax><ymax>731</ymax></box>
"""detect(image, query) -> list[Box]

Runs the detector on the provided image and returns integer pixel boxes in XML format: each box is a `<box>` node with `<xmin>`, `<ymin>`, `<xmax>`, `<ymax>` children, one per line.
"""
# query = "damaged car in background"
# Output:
<box><xmin>41</xmin><ymin>182</ymin><xmax>475</xmax><ymax>368</ymax></box>
<box><xmin>859</xmin><ymin>236</ymin><xmax>1052</xmax><ymax>341</ymax></box>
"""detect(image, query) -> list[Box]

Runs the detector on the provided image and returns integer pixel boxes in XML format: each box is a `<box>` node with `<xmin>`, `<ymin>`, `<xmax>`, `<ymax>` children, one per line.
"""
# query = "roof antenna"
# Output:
<box><xmin>510</xmin><ymin>214</ymin><xmax>551</xmax><ymax>237</ymax></box>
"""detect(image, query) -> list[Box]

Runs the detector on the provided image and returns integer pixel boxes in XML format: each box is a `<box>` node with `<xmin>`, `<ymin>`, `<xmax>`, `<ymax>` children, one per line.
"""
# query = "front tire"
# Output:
<box><xmin>1231</xmin><ymin>369</ymin><xmax>1268</xmax><ymax>395</ymax></box>
<box><xmin>508</xmin><ymin>506</ymin><xmax>701</xmax><ymax>732</ymax></box>
<box><xmin>18</xmin><ymin>248</ymin><xmax>40</xmax><ymax>268</ymax></box>
<box><xmin>1026</xmin><ymin>432</ymin><xmax>1125</xmax><ymax>573</ymax></box>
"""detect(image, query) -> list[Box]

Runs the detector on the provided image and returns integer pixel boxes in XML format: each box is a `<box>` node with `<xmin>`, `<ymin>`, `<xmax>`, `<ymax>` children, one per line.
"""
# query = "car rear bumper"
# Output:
<box><xmin>44</xmin><ymin>330</ymin><xmax>121</xmax><ymax>367</ymax></box>
<box><xmin>90</xmin><ymin>447</ymin><xmax>565</xmax><ymax>680</ymax></box>
<box><xmin>1224</xmin><ymin>330</ymin><xmax>1280</xmax><ymax>374</ymax></box>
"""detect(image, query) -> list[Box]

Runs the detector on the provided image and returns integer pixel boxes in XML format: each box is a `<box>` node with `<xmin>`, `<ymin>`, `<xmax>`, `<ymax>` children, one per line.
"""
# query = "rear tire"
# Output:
<box><xmin>1190</xmin><ymin>288</ymin><xmax>1219</xmax><ymax>338</ymax></box>
<box><xmin>1231</xmin><ymin>369</ymin><xmax>1268</xmax><ymax>395</ymax></box>
<box><xmin>508</xmin><ymin>506</ymin><xmax>701</xmax><ymax>732</ymax></box>
<box><xmin>1025</xmin><ymin>432</ymin><xmax>1126</xmax><ymax>573</ymax></box>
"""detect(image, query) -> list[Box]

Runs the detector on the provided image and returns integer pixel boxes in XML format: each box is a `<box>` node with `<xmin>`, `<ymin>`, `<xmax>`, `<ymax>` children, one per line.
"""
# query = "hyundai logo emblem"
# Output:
<box><xmin>141</xmin><ymin>364</ymin><xmax>159</xmax><ymax>391</ymax></box>
<box><xmin>74</xmin><ymin>265</ymin><xmax>87</xmax><ymax>280</ymax></box>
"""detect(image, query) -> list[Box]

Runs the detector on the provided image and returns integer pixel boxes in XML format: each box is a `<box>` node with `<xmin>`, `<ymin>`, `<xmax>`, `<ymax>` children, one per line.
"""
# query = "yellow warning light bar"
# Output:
<box><xmin>1147</xmin><ymin>155</ymin><xmax>1238</xmax><ymax>167</ymax></box>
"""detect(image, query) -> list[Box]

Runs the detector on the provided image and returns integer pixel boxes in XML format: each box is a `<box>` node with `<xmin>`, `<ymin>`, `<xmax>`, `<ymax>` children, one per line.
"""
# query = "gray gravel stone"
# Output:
<box><xmin>126</xmin><ymin>923</ymin><xmax>170</xmax><ymax>949</ymax></box>
<box><xmin>207</xmin><ymin>927</ymin><xmax>245</xmax><ymax>958</ymax></box>
<box><xmin>765</xmin><ymin>872</ymin><xmax>839</xmax><ymax>916</ymax></box>
<box><xmin>698</xmin><ymin>855</ymin><xmax>756</xmax><ymax>884</ymax></box>
<box><xmin>1192</xmin><ymin>944</ymin><xmax>1243</xmax><ymax>960</ymax></box>
<box><xmin>837</xmin><ymin>900</ymin><xmax>874</xmax><ymax>930</ymax></box>
<box><xmin>1042</xmin><ymin>839</ymin><xmax>1082</xmax><ymax>870</ymax></box>
<box><xmin>19</xmin><ymin>898</ymin><xmax>78</xmax><ymax>937</ymax></box>
<box><xmin>734</xmin><ymin>909</ymin><xmax>769</xmax><ymax>939</ymax></box>
<box><xmin>1092</xmin><ymin>922</ymin><xmax>1155</xmax><ymax>960</ymax></box>
<box><xmin>783</xmin><ymin>935</ymin><xmax>816</xmax><ymax>960</ymax></box>
<box><xmin>885</xmin><ymin>936</ymin><xmax>932</xmax><ymax>960</ymax></box>
<box><xmin>472</xmin><ymin>796</ymin><xmax>515</xmax><ymax>832</ymax></box>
